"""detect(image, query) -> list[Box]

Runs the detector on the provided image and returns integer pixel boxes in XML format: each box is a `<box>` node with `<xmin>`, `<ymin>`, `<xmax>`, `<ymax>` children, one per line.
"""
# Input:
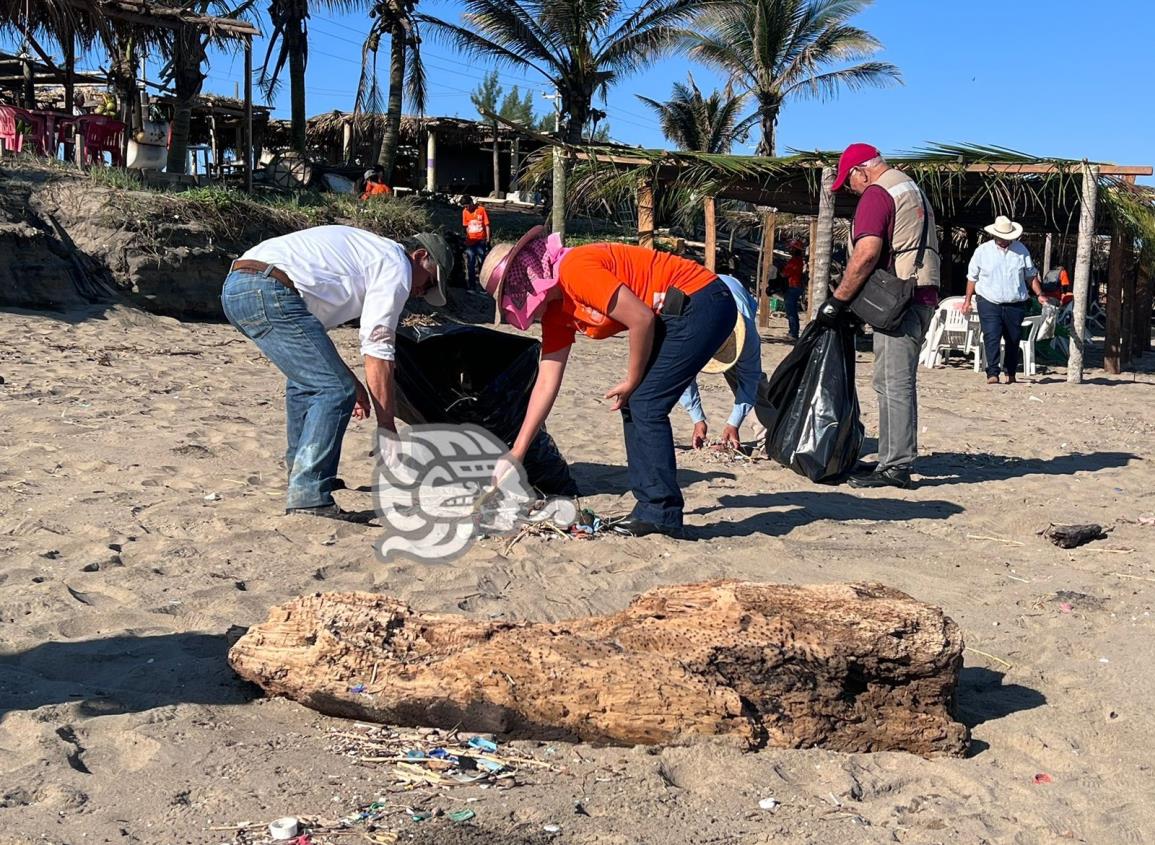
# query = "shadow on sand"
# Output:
<box><xmin>0</xmin><ymin>631</ymin><xmax>257</xmax><ymax>717</ymax></box>
<box><xmin>956</xmin><ymin>666</ymin><xmax>1047</xmax><ymax>757</ymax></box>
<box><xmin>915</xmin><ymin>450</ymin><xmax>1136</xmax><ymax>488</ymax></box>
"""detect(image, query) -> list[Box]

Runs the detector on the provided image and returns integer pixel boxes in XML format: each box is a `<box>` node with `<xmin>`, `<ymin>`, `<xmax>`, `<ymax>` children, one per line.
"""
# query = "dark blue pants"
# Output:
<box><xmin>464</xmin><ymin>241</ymin><xmax>488</xmax><ymax>290</ymax></box>
<box><xmin>785</xmin><ymin>286</ymin><xmax>803</xmax><ymax>338</ymax></box>
<box><xmin>621</xmin><ymin>279</ymin><xmax>737</xmax><ymax>529</ymax></box>
<box><xmin>976</xmin><ymin>296</ymin><xmax>1028</xmax><ymax>378</ymax></box>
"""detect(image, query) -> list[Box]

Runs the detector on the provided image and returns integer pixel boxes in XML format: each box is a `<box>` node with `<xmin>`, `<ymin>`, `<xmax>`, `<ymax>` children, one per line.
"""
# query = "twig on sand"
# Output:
<box><xmin>1075</xmin><ymin>548</ymin><xmax>1134</xmax><ymax>555</ymax></box>
<box><xmin>966</xmin><ymin>534</ymin><xmax>1025</xmax><ymax>546</ymax></box>
<box><xmin>1109</xmin><ymin>571</ymin><xmax>1155</xmax><ymax>582</ymax></box>
<box><xmin>965</xmin><ymin>647</ymin><xmax>1013</xmax><ymax>669</ymax></box>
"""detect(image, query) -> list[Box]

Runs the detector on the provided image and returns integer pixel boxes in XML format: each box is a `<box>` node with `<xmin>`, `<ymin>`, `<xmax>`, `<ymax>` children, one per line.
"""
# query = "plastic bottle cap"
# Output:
<box><xmin>269</xmin><ymin>817</ymin><xmax>299</xmax><ymax>840</ymax></box>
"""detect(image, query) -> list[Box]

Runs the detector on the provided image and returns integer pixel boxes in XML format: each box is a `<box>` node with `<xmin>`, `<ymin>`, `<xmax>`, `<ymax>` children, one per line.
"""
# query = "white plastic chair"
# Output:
<box><xmin>922</xmin><ymin>297</ymin><xmax>978</xmax><ymax>368</ymax></box>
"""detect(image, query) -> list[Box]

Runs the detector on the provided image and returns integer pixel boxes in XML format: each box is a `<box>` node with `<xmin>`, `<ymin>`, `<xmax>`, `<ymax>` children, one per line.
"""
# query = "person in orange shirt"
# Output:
<box><xmin>461</xmin><ymin>196</ymin><xmax>490</xmax><ymax>291</ymax></box>
<box><xmin>782</xmin><ymin>239</ymin><xmax>807</xmax><ymax>339</ymax></box>
<box><xmin>360</xmin><ymin>167</ymin><xmax>391</xmax><ymax>201</ymax></box>
<box><xmin>481</xmin><ymin>227</ymin><xmax>738</xmax><ymax>538</ymax></box>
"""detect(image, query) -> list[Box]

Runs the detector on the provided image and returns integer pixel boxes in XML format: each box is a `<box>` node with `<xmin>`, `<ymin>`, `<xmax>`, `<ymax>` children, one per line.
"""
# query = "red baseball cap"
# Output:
<box><xmin>831</xmin><ymin>143</ymin><xmax>881</xmax><ymax>192</ymax></box>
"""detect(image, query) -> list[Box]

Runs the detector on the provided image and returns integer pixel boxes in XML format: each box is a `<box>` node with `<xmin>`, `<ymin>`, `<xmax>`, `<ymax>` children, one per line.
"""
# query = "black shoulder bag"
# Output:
<box><xmin>848</xmin><ymin>193</ymin><xmax>930</xmax><ymax>335</ymax></box>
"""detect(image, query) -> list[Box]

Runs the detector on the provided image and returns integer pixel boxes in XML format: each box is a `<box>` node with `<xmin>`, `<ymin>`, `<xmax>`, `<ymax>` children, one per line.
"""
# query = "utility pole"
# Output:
<box><xmin>544</xmin><ymin>90</ymin><xmax>565</xmax><ymax>240</ymax></box>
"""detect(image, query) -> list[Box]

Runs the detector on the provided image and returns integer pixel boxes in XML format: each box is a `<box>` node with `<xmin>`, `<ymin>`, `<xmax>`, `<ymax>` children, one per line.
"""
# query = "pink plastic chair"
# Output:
<box><xmin>0</xmin><ymin>105</ymin><xmax>24</xmax><ymax>154</ymax></box>
<box><xmin>76</xmin><ymin>115</ymin><xmax>125</xmax><ymax>166</ymax></box>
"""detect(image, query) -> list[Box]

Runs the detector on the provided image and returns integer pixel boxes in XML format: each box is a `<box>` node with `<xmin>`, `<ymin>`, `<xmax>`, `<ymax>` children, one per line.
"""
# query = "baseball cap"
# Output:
<box><xmin>831</xmin><ymin>143</ymin><xmax>881</xmax><ymax>192</ymax></box>
<box><xmin>412</xmin><ymin>232</ymin><xmax>453</xmax><ymax>307</ymax></box>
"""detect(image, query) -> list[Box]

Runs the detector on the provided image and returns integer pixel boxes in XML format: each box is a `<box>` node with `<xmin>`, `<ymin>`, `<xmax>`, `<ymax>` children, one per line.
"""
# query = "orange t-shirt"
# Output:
<box><xmin>463</xmin><ymin>206</ymin><xmax>490</xmax><ymax>242</ymax></box>
<box><xmin>361</xmin><ymin>182</ymin><xmax>391</xmax><ymax>201</ymax></box>
<box><xmin>540</xmin><ymin>243</ymin><xmax>717</xmax><ymax>354</ymax></box>
<box><xmin>783</xmin><ymin>255</ymin><xmax>805</xmax><ymax>288</ymax></box>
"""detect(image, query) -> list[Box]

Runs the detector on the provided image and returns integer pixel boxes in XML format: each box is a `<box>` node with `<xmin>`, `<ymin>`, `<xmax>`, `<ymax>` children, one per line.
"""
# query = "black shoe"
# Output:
<box><xmin>847</xmin><ymin>467</ymin><xmax>913</xmax><ymax>490</ymax></box>
<box><xmin>851</xmin><ymin>460</ymin><xmax>879</xmax><ymax>476</ymax></box>
<box><xmin>614</xmin><ymin>517</ymin><xmax>685</xmax><ymax>539</ymax></box>
<box><xmin>285</xmin><ymin>504</ymin><xmax>375</xmax><ymax>524</ymax></box>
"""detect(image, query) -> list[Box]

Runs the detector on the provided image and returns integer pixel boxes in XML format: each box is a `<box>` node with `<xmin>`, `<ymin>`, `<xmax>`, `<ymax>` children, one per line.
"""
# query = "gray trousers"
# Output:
<box><xmin>872</xmin><ymin>304</ymin><xmax>934</xmax><ymax>471</ymax></box>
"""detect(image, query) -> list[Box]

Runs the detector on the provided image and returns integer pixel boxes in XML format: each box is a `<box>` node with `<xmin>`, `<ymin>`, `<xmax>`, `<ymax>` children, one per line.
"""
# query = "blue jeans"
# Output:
<box><xmin>464</xmin><ymin>241</ymin><xmax>488</xmax><ymax>289</ymax></box>
<box><xmin>220</xmin><ymin>270</ymin><xmax>358</xmax><ymax>509</ymax></box>
<box><xmin>785</xmin><ymin>287</ymin><xmax>803</xmax><ymax>338</ymax></box>
<box><xmin>976</xmin><ymin>296</ymin><xmax>1028</xmax><ymax>378</ymax></box>
<box><xmin>621</xmin><ymin>279</ymin><xmax>737</xmax><ymax>529</ymax></box>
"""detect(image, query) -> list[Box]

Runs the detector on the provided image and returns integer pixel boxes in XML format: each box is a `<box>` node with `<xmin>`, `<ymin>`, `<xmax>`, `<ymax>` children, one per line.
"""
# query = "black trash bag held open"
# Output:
<box><xmin>762</xmin><ymin>320</ymin><xmax>863</xmax><ymax>482</ymax></box>
<box><xmin>393</xmin><ymin>324</ymin><xmax>579</xmax><ymax>496</ymax></box>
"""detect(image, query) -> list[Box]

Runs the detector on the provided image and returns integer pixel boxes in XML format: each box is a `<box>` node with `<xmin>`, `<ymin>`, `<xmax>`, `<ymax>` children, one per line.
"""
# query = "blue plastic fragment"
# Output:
<box><xmin>468</xmin><ymin>737</ymin><xmax>499</xmax><ymax>753</ymax></box>
<box><xmin>349</xmin><ymin>683</ymin><xmax>366</xmax><ymax>694</ymax></box>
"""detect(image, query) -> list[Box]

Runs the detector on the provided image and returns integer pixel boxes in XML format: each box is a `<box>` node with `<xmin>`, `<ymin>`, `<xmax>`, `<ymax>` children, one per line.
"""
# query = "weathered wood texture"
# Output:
<box><xmin>229</xmin><ymin>581</ymin><xmax>969</xmax><ymax>757</ymax></box>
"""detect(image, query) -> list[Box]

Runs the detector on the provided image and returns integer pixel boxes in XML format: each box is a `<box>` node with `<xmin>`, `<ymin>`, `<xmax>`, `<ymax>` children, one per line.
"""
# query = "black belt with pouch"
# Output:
<box><xmin>849</xmin><ymin>193</ymin><xmax>930</xmax><ymax>335</ymax></box>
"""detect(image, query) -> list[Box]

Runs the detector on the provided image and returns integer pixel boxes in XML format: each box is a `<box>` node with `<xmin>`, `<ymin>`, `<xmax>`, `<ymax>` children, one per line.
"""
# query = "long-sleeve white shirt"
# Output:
<box><xmin>240</xmin><ymin>225</ymin><xmax>411</xmax><ymax>360</ymax></box>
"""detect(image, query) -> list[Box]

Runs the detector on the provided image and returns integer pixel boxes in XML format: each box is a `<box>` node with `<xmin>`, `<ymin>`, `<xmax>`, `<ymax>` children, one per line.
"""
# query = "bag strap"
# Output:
<box><xmin>912</xmin><ymin>190</ymin><xmax>931</xmax><ymax>271</ymax></box>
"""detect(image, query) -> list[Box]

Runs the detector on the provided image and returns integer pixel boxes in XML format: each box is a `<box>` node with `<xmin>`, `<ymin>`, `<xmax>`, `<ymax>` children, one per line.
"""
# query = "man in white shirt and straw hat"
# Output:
<box><xmin>964</xmin><ymin>215</ymin><xmax>1046</xmax><ymax>384</ymax></box>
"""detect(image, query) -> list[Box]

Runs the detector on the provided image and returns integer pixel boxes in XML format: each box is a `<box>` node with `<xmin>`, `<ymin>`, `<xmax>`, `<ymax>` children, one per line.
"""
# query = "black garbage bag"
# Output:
<box><xmin>393</xmin><ymin>323</ymin><xmax>579</xmax><ymax>495</ymax></box>
<box><xmin>763</xmin><ymin>320</ymin><xmax>863</xmax><ymax>482</ymax></box>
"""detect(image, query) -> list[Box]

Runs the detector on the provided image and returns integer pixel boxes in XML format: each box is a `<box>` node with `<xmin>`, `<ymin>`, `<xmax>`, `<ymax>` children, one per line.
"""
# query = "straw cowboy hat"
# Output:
<box><xmin>984</xmin><ymin>215</ymin><xmax>1024</xmax><ymax>241</ymax></box>
<box><xmin>701</xmin><ymin>312</ymin><xmax>746</xmax><ymax>375</ymax></box>
<box><xmin>480</xmin><ymin>225</ymin><xmax>553</xmax><ymax>327</ymax></box>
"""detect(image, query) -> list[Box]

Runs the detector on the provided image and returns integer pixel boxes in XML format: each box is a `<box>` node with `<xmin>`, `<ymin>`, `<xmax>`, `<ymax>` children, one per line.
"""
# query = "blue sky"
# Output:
<box><xmin>17</xmin><ymin>0</ymin><xmax>1155</xmax><ymax>182</ymax></box>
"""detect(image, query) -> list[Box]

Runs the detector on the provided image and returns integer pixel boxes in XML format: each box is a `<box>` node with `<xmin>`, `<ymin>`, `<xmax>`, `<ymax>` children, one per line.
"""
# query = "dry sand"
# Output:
<box><xmin>1</xmin><ymin>301</ymin><xmax>1154</xmax><ymax>845</ymax></box>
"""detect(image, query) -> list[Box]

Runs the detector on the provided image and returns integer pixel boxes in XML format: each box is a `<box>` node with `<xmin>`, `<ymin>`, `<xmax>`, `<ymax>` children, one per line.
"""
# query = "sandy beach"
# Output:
<box><xmin>2</xmin><ymin>301</ymin><xmax>1154</xmax><ymax>845</ymax></box>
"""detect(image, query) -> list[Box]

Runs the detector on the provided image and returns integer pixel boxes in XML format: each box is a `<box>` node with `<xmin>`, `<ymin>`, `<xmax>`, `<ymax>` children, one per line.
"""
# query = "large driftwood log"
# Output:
<box><xmin>229</xmin><ymin>581</ymin><xmax>969</xmax><ymax>756</ymax></box>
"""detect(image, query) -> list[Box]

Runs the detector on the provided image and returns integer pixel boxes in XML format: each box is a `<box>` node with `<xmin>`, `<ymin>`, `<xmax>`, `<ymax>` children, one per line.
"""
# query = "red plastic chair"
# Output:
<box><xmin>76</xmin><ymin>115</ymin><xmax>126</xmax><ymax>166</ymax></box>
<box><xmin>14</xmin><ymin>108</ymin><xmax>48</xmax><ymax>155</ymax></box>
<box><xmin>0</xmin><ymin>105</ymin><xmax>24</xmax><ymax>154</ymax></box>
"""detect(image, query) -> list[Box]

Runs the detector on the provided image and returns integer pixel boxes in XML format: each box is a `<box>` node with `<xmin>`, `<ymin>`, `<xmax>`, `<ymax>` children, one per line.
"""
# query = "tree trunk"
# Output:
<box><xmin>229</xmin><ymin>581</ymin><xmax>969</xmax><ymax>756</ymax></box>
<box><xmin>287</xmin><ymin>24</ymin><xmax>307</xmax><ymax>155</ymax></box>
<box><xmin>757</xmin><ymin>99</ymin><xmax>779</xmax><ymax>157</ymax></box>
<box><xmin>377</xmin><ymin>22</ymin><xmax>406</xmax><ymax>177</ymax></box>
<box><xmin>166</xmin><ymin>27</ymin><xmax>206</xmax><ymax>175</ymax></box>
<box><xmin>491</xmin><ymin>121</ymin><xmax>500</xmax><ymax>196</ymax></box>
<box><xmin>811</xmin><ymin>166</ymin><xmax>836</xmax><ymax>317</ymax></box>
<box><xmin>1067</xmin><ymin>165</ymin><xmax>1099</xmax><ymax>382</ymax></box>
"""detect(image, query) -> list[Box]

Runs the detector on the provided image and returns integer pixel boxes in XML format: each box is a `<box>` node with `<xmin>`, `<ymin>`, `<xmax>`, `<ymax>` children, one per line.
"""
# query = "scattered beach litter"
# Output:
<box><xmin>215</xmin><ymin>726</ymin><xmax>559</xmax><ymax>845</ymax></box>
<box><xmin>495</xmin><ymin>506</ymin><xmax>632</xmax><ymax>553</ymax></box>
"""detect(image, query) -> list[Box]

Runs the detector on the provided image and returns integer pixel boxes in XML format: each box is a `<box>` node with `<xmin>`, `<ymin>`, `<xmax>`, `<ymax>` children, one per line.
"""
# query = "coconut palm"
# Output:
<box><xmin>261</xmin><ymin>0</ymin><xmax>367</xmax><ymax>154</ymax></box>
<box><xmin>420</xmin><ymin>0</ymin><xmax>704</xmax><ymax>145</ymax></box>
<box><xmin>637</xmin><ymin>75</ymin><xmax>756</xmax><ymax>154</ymax></box>
<box><xmin>356</xmin><ymin>0</ymin><xmax>426</xmax><ymax>177</ymax></box>
<box><xmin>686</xmin><ymin>0</ymin><xmax>901</xmax><ymax>156</ymax></box>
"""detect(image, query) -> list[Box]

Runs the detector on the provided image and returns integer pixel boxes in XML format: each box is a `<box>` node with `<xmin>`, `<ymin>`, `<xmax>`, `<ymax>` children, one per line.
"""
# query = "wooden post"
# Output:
<box><xmin>509</xmin><ymin>135</ymin><xmax>520</xmax><ymax>195</ymax></box>
<box><xmin>757</xmin><ymin>211</ymin><xmax>776</xmax><ymax>328</ymax></box>
<box><xmin>1121</xmin><ymin>234</ymin><xmax>1136</xmax><ymax>368</ymax></box>
<box><xmin>1104</xmin><ymin>218</ymin><xmax>1126</xmax><ymax>374</ymax></box>
<box><xmin>637</xmin><ymin>180</ymin><xmax>655</xmax><ymax>249</ymax></box>
<box><xmin>703</xmin><ymin>195</ymin><xmax>717</xmax><ymax>271</ymax></box>
<box><xmin>425</xmin><ymin>129</ymin><xmax>437</xmax><ymax>192</ymax></box>
<box><xmin>939</xmin><ymin>216</ymin><xmax>954</xmax><ymax>294</ymax></box>
<box><xmin>808</xmin><ymin>218</ymin><xmax>818</xmax><ymax>271</ymax></box>
<box><xmin>208</xmin><ymin>111</ymin><xmax>219</xmax><ymax>179</ymax></box>
<box><xmin>1043</xmin><ymin>232</ymin><xmax>1053</xmax><ymax>278</ymax></box>
<box><xmin>811</xmin><ymin>166</ymin><xmax>836</xmax><ymax>318</ymax></box>
<box><xmin>63</xmin><ymin>25</ymin><xmax>76</xmax><ymax>115</ymax></box>
<box><xmin>342</xmin><ymin>119</ymin><xmax>353</xmax><ymax>162</ymax></box>
<box><xmin>1067</xmin><ymin>164</ymin><xmax>1099</xmax><ymax>382</ymax></box>
<box><xmin>243</xmin><ymin>39</ymin><xmax>253</xmax><ymax>193</ymax></box>
<box><xmin>1135</xmin><ymin>262</ymin><xmax>1153</xmax><ymax>355</ymax></box>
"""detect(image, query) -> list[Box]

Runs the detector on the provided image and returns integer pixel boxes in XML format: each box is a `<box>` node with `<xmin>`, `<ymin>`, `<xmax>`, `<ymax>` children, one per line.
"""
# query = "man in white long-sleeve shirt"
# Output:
<box><xmin>221</xmin><ymin>225</ymin><xmax>453</xmax><ymax>520</ymax></box>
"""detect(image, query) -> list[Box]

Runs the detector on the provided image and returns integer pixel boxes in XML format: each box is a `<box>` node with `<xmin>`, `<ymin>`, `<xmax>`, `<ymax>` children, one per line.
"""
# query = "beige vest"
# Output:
<box><xmin>852</xmin><ymin>168</ymin><xmax>941</xmax><ymax>288</ymax></box>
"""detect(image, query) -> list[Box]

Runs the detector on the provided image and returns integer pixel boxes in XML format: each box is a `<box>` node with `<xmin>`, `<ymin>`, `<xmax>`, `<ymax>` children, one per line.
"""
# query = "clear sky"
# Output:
<box><xmin>17</xmin><ymin>0</ymin><xmax>1155</xmax><ymax>182</ymax></box>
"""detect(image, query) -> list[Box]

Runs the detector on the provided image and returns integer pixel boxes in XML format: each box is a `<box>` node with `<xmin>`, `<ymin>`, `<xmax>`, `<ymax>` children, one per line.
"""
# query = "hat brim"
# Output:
<box><xmin>413</xmin><ymin>232</ymin><xmax>451</xmax><ymax>306</ymax></box>
<box><xmin>701</xmin><ymin>312</ymin><xmax>746</xmax><ymax>374</ymax></box>
<box><xmin>984</xmin><ymin>222</ymin><xmax>1024</xmax><ymax>241</ymax></box>
<box><xmin>488</xmin><ymin>224</ymin><xmax>546</xmax><ymax>326</ymax></box>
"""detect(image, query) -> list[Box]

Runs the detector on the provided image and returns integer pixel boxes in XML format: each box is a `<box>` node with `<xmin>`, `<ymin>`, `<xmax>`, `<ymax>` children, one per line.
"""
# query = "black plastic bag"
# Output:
<box><xmin>393</xmin><ymin>324</ymin><xmax>579</xmax><ymax>495</ymax></box>
<box><xmin>763</xmin><ymin>320</ymin><xmax>863</xmax><ymax>482</ymax></box>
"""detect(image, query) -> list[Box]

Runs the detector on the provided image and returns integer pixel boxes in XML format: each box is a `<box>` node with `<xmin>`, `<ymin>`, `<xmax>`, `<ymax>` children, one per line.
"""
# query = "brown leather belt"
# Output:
<box><xmin>230</xmin><ymin>259</ymin><xmax>296</xmax><ymax>291</ymax></box>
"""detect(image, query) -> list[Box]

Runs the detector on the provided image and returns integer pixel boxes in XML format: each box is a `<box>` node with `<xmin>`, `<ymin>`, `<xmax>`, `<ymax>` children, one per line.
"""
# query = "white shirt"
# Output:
<box><xmin>240</xmin><ymin>225</ymin><xmax>411</xmax><ymax>360</ymax></box>
<box><xmin>967</xmin><ymin>239</ymin><xmax>1038</xmax><ymax>304</ymax></box>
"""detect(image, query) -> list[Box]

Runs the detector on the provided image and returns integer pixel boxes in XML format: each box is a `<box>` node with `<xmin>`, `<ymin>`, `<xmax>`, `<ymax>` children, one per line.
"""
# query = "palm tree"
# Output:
<box><xmin>356</xmin><ymin>0</ymin><xmax>425</xmax><ymax>177</ymax></box>
<box><xmin>420</xmin><ymin>0</ymin><xmax>703</xmax><ymax>145</ymax></box>
<box><xmin>261</xmin><ymin>0</ymin><xmax>367</xmax><ymax>154</ymax></box>
<box><xmin>686</xmin><ymin>0</ymin><xmax>901</xmax><ymax>156</ymax></box>
<box><xmin>637</xmin><ymin>75</ymin><xmax>756</xmax><ymax>154</ymax></box>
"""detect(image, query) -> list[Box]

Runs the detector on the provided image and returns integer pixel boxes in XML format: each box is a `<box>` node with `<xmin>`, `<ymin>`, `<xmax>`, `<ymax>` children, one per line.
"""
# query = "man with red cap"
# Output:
<box><xmin>816</xmin><ymin>143</ymin><xmax>940</xmax><ymax>490</ymax></box>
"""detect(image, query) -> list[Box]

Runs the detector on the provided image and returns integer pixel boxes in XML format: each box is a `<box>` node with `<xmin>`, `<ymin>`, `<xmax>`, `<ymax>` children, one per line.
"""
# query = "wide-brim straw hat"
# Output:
<box><xmin>480</xmin><ymin>224</ymin><xmax>548</xmax><ymax>326</ymax></box>
<box><xmin>701</xmin><ymin>312</ymin><xmax>746</xmax><ymax>374</ymax></box>
<box><xmin>984</xmin><ymin>215</ymin><xmax>1024</xmax><ymax>241</ymax></box>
